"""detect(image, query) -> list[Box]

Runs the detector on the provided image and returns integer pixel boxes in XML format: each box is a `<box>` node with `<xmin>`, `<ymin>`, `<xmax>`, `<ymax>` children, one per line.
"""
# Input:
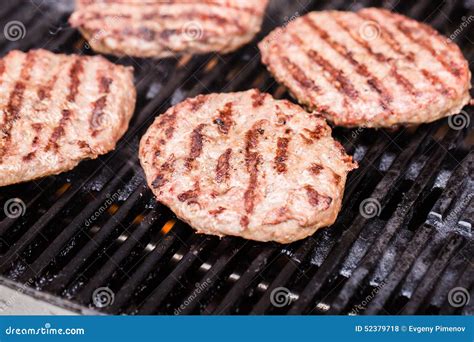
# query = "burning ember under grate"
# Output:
<box><xmin>0</xmin><ymin>0</ymin><xmax>472</xmax><ymax>315</ymax></box>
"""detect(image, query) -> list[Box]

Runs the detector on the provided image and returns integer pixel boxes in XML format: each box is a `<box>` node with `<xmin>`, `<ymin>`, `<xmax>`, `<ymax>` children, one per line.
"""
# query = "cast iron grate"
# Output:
<box><xmin>0</xmin><ymin>0</ymin><xmax>472</xmax><ymax>315</ymax></box>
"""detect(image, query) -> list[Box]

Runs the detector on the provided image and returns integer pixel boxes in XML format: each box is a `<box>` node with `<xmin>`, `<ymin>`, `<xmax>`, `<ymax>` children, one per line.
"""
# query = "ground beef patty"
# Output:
<box><xmin>69</xmin><ymin>0</ymin><xmax>269</xmax><ymax>58</ymax></box>
<box><xmin>139</xmin><ymin>89</ymin><xmax>357</xmax><ymax>243</ymax></box>
<box><xmin>259</xmin><ymin>8</ymin><xmax>471</xmax><ymax>128</ymax></box>
<box><xmin>0</xmin><ymin>49</ymin><xmax>136</xmax><ymax>187</ymax></box>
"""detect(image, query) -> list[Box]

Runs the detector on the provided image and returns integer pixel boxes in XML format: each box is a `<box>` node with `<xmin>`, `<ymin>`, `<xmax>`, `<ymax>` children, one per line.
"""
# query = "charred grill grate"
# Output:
<box><xmin>0</xmin><ymin>0</ymin><xmax>472</xmax><ymax>315</ymax></box>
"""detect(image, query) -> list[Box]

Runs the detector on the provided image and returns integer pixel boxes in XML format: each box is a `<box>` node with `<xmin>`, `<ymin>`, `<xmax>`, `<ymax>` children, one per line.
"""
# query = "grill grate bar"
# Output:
<box><xmin>0</xmin><ymin>0</ymin><xmax>471</xmax><ymax>315</ymax></box>
<box><xmin>137</xmin><ymin>235</ymin><xmax>214</xmax><ymax>314</ymax></box>
<box><xmin>288</xmin><ymin>125</ymin><xmax>436</xmax><ymax>314</ymax></box>
<box><xmin>15</xmin><ymin>163</ymin><xmax>134</xmax><ymax>284</ymax></box>
<box><xmin>78</xmin><ymin>210</ymin><xmax>160</xmax><ymax>306</ymax></box>
<box><xmin>402</xmin><ymin>234</ymin><xmax>466</xmax><ymax>314</ymax></box>
<box><xmin>0</xmin><ymin>178</ymin><xmax>91</xmax><ymax>275</ymax></box>
<box><xmin>428</xmin><ymin>244</ymin><xmax>473</xmax><ymax>310</ymax></box>
<box><xmin>0</xmin><ymin>179</ymin><xmax>57</xmax><ymax>236</ymax></box>
<box><xmin>44</xmin><ymin>183</ymin><xmax>146</xmax><ymax>294</ymax></box>
<box><xmin>108</xmin><ymin>224</ymin><xmax>184</xmax><ymax>313</ymax></box>
<box><xmin>250</xmin><ymin>238</ymin><xmax>319</xmax><ymax>314</ymax></box>
<box><xmin>175</xmin><ymin>237</ymin><xmax>244</xmax><ymax>315</ymax></box>
<box><xmin>213</xmin><ymin>246</ymin><xmax>276</xmax><ymax>314</ymax></box>
<box><xmin>328</xmin><ymin>128</ymin><xmax>463</xmax><ymax>314</ymax></box>
<box><xmin>364</xmin><ymin>223</ymin><xmax>434</xmax><ymax>314</ymax></box>
<box><xmin>440</xmin><ymin>263</ymin><xmax>474</xmax><ymax>314</ymax></box>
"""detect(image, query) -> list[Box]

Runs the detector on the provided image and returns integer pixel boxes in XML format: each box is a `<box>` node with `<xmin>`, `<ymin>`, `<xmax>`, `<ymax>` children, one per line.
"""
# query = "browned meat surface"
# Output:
<box><xmin>139</xmin><ymin>89</ymin><xmax>357</xmax><ymax>243</ymax></box>
<box><xmin>0</xmin><ymin>49</ymin><xmax>136</xmax><ymax>186</ymax></box>
<box><xmin>259</xmin><ymin>8</ymin><xmax>471</xmax><ymax>128</ymax></box>
<box><xmin>69</xmin><ymin>0</ymin><xmax>269</xmax><ymax>58</ymax></box>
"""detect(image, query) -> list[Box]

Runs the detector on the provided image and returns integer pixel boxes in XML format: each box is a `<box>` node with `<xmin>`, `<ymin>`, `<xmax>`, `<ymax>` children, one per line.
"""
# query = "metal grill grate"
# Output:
<box><xmin>0</xmin><ymin>0</ymin><xmax>472</xmax><ymax>315</ymax></box>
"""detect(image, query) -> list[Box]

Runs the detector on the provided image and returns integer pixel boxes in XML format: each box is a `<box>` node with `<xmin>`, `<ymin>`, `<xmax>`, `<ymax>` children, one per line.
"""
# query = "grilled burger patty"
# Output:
<box><xmin>259</xmin><ymin>8</ymin><xmax>471</xmax><ymax>128</ymax></box>
<box><xmin>139</xmin><ymin>89</ymin><xmax>357</xmax><ymax>243</ymax></box>
<box><xmin>0</xmin><ymin>49</ymin><xmax>136</xmax><ymax>186</ymax></box>
<box><xmin>69</xmin><ymin>0</ymin><xmax>269</xmax><ymax>58</ymax></box>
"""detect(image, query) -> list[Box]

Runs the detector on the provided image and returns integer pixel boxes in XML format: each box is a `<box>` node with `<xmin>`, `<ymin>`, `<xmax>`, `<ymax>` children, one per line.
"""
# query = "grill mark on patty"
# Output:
<box><xmin>23</xmin><ymin>124</ymin><xmax>44</xmax><ymax>161</ymax></box>
<box><xmin>67</xmin><ymin>58</ymin><xmax>84</xmax><ymax>102</ymax></box>
<box><xmin>393</xmin><ymin>19</ymin><xmax>462</xmax><ymax>78</ymax></box>
<box><xmin>304</xmin><ymin>185</ymin><xmax>332</xmax><ymax>209</ymax></box>
<box><xmin>45</xmin><ymin>58</ymin><xmax>84</xmax><ymax>152</ymax></box>
<box><xmin>159</xmin><ymin>109</ymin><xmax>178</xmax><ymax>139</ymax></box>
<box><xmin>152</xmin><ymin>174</ymin><xmax>166</xmax><ymax>189</ymax></box>
<box><xmin>177</xmin><ymin>181</ymin><xmax>200</xmax><ymax>204</ymax></box>
<box><xmin>90</xmin><ymin>75</ymin><xmax>113</xmax><ymax>136</ymax></box>
<box><xmin>81</xmin><ymin>1</ymin><xmax>262</xmax><ymax>18</ymax></box>
<box><xmin>189</xmin><ymin>95</ymin><xmax>206</xmax><ymax>112</ymax></box>
<box><xmin>309</xmin><ymin>163</ymin><xmax>324</xmax><ymax>175</ymax></box>
<box><xmin>333</xmin><ymin>15</ymin><xmax>419</xmax><ymax>98</ymax></box>
<box><xmin>280</xmin><ymin>56</ymin><xmax>320</xmax><ymax>93</ymax></box>
<box><xmin>243</xmin><ymin>120</ymin><xmax>265</xmax><ymax>218</ymax></box>
<box><xmin>185</xmin><ymin>123</ymin><xmax>206</xmax><ymax>169</ymax></box>
<box><xmin>37</xmin><ymin>74</ymin><xmax>59</xmax><ymax>100</ymax></box>
<box><xmin>303</xmin><ymin>16</ymin><xmax>394</xmax><ymax>114</ymax></box>
<box><xmin>215</xmin><ymin>148</ymin><xmax>232</xmax><ymax>183</ymax></box>
<box><xmin>275</xmin><ymin>136</ymin><xmax>290</xmax><ymax>174</ymax></box>
<box><xmin>357</xmin><ymin>11</ymin><xmax>452</xmax><ymax>96</ymax></box>
<box><xmin>142</xmin><ymin>12</ymin><xmax>245</xmax><ymax>33</ymax></box>
<box><xmin>290</xmin><ymin>32</ymin><xmax>358</xmax><ymax>104</ymax></box>
<box><xmin>300</xmin><ymin>124</ymin><xmax>328</xmax><ymax>144</ymax></box>
<box><xmin>0</xmin><ymin>52</ymin><xmax>36</xmax><ymax>162</ymax></box>
<box><xmin>209</xmin><ymin>206</ymin><xmax>226</xmax><ymax>216</ymax></box>
<box><xmin>151</xmin><ymin>109</ymin><xmax>178</xmax><ymax>165</ymax></box>
<box><xmin>213</xmin><ymin>102</ymin><xmax>233</xmax><ymax>134</ymax></box>
<box><xmin>356</xmin><ymin>12</ymin><xmax>415</xmax><ymax>61</ymax></box>
<box><xmin>420</xmin><ymin>69</ymin><xmax>453</xmax><ymax>97</ymax></box>
<box><xmin>251</xmin><ymin>91</ymin><xmax>266</xmax><ymax>107</ymax></box>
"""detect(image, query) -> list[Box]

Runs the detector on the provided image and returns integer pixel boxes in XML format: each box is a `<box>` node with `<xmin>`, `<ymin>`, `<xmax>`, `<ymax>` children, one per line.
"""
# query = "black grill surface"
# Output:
<box><xmin>0</xmin><ymin>0</ymin><xmax>472</xmax><ymax>315</ymax></box>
